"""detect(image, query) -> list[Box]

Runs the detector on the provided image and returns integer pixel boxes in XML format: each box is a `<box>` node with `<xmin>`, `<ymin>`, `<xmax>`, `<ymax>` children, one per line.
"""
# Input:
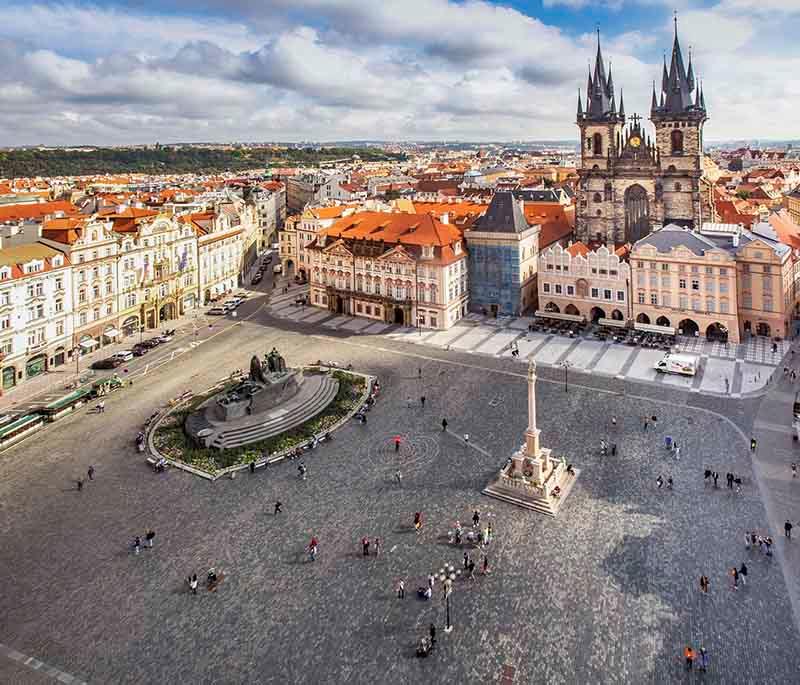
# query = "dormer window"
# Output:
<box><xmin>24</xmin><ymin>261</ymin><xmax>44</xmax><ymax>274</ymax></box>
<box><xmin>0</xmin><ymin>267</ymin><xmax>10</xmax><ymax>281</ymax></box>
<box><xmin>453</xmin><ymin>241</ymin><xmax>462</xmax><ymax>255</ymax></box>
<box><xmin>52</xmin><ymin>256</ymin><xmax>63</xmax><ymax>267</ymax></box>
<box><xmin>422</xmin><ymin>246</ymin><xmax>434</xmax><ymax>259</ymax></box>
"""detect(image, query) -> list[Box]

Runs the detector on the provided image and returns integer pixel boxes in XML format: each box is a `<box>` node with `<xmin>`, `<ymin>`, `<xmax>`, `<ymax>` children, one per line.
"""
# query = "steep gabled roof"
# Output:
<box><xmin>472</xmin><ymin>191</ymin><xmax>530</xmax><ymax>234</ymax></box>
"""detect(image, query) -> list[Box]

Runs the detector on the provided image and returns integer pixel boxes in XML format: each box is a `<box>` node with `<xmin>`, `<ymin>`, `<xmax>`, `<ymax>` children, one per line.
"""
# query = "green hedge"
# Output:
<box><xmin>153</xmin><ymin>371</ymin><xmax>366</xmax><ymax>475</ymax></box>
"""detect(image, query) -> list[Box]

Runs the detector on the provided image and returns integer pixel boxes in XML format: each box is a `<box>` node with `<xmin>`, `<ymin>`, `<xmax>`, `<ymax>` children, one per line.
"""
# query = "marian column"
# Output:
<box><xmin>525</xmin><ymin>360</ymin><xmax>541</xmax><ymax>459</ymax></box>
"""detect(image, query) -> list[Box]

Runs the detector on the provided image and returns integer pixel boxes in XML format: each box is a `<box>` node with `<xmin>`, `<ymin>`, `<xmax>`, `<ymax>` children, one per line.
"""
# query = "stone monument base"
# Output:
<box><xmin>482</xmin><ymin>446</ymin><xmax>580</xmax><ymax>516</ymax></box>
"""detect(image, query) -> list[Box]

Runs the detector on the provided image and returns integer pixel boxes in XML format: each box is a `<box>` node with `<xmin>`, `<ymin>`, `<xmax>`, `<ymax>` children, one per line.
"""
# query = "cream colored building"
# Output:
<box><xmin>181</xmin><ymin>207</ymin><xmax>244</xmax><ymax>303</ymax></box>
<box><xmin>538</xmin><ymin>242</ymin><xmax>631</xmax><ymax>321</ymax></box>
<box><xmin>40</xmin><ymin>216</ymin><xmax>120</xmax><ymax>353</ymax></box>
<box><xmin>307</xmin><ymin>212</ymin><xmax>468</xmax><ymax>329</ymax></box>
<box><xmin>115</xmin><ymin>214</ymin><xmax>199</xmax><ymax>335</ymax></box>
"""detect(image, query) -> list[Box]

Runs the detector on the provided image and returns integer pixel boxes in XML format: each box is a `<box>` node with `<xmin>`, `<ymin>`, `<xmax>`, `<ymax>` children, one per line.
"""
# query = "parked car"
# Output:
<box><xmin>222</xmin><ymin>301</ymin><xmax>239</xmax><ymax>311</ymax></box>
<box><xmin>234</xmin><ymin>291</ymin><xmax>248</xmax><ymax>299</ymax></box>
<box><xmin>112</xmin><ymin>350</ymin><xmax>134</xmax><ymax>362</ymax></box>
<box><xmin>251</xmin><ymin>275</ymin><xmax>262</xmax><ymax>285</ymax></box>
<box><xmin>91</xmin><ymin>357</ymin><xmax>123</xmax><ymax>370</ymax></box>
<box><xmin>155</xmin><ymin>333</ymin><xmax>175</xmax><ymax>344</ymax></box>
<box><xmin>141</xmin><ymin>338</ymin><xmax>162</xmax><ymax>348</ymax></box>
<box><xmin>132</xmin><ymin>344</ymin><xmax>150</xmax><ymax>357</ymax></box>
<box><xmin>208</xmin><ymin>307</ymin><xmax>227</xmax><ymax>315</ymax></box>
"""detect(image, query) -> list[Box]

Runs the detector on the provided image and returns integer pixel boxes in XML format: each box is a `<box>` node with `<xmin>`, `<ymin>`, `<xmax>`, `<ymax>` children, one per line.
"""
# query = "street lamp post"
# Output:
<box><xmin>438</xmin><ymin>564</ymin><xmax>456</xmax><ymax>633</ymax></box>
<box><xmin>74</xmin><ymin>346</ymin><xmax>80</xmax><ymax>376</ymax></box>
<box><xmin>561</xmin><ymin>360</ymin><xmax>572</xmax><ymax>393</ymax></box>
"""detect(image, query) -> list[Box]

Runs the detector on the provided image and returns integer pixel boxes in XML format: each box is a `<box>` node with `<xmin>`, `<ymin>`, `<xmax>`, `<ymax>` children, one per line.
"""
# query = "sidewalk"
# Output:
<box><xmin>0</xmin><ymin>296</ymin><xmax>258</xmax><ymax>413</ymax></box>
<box><xmin>751</xmin><ymin>343</ymin><xmax>800</xmax><ymax>634</ymax></box>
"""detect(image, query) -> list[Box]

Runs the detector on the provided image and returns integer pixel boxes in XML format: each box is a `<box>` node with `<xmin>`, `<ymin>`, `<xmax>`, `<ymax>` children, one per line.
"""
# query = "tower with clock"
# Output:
<box><xmin>575</xmin><ymin>21</ymin><xmax>707</xmax><ymax>245</ymax></box>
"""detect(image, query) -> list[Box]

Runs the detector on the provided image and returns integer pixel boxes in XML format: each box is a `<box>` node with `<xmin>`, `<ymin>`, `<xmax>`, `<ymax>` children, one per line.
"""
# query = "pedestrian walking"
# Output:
<box><xmin>76</xmin><ymin>478</ymin><xmax>84</xmax><ymax>491</ymax></box>
<box><xmin>600</xmin><ymin>439</ymin><xmax>607</xmax><ymax>456</ymax></box>
<box><xmin>611</xmin><ymin>416</ymin><xmax>617</xmax><ymax>429</ymax></box>
<box><xmin>395</xmin><ymin>470</ymin><xmax>402</xmax><ymax>486</ymax></box>
<box><xmin>274</xmin><ymin>501</ymin><xmax>282</xmax><ymax>514</ymax></box>
<box><xmin>726</xmin><ymin>472</ymin><xmax>734</xmax><ymax>489</ymax></box>
<box><xmin>397</xmin><ymin>580</ymin><xmax>405</xmax><ymax>599</ymax></box>
<box><xmin>472</xmin><ymin>510</ymin><xmax>480</xmax><ymax>527</ymax></box>
<box><xmin>656</xmin><ymin>475</ymin><xmax>664</xmax><ymax>489</ymax></box>
<box><xmin>487</xmin><ymin>522</ymin><xmax>493</xmax><ymax>543</ymax></box>
<box><xmin>766</xmin><ymin>536</ymin><xmax>774</xmax><ymax>556</ymax></box>
<box><xmin>482</xmin><ymin>554</ymin><xmax>490</xmax><ymax>575</ymax></box>
<box><xmin>792</xmin><ymin>462</ymin><xmax>797</xmax><ymax>478</ymax></box>
<box><xmin>188</xmin><ymin>573</ymin><xmax>198</xmax><ymax>595</ymax></box>
<box><xmin>145</xmin><ymin>530</ymin><xmax>155</xmax><ymax>548</ymax></box>
<box><xmin>725</xmin><ymin>377</ymin><xmax>730</xmax><ymax>393</ymax></box>
<box><xmin>362</xmin><ymin>536</ymin><xmax>370</xmax><ymax>556</ymax></box>
<box><xmin>428</xmin><ymin>573</ymin><xmax>435</xmax><ymax>590</ymax></box>
<box><xmin>468</xmin><ymin>558</ymin><xmax>476</xmax><ymax>580</ymax></box>
<box><xmin>374</xmin><ymin>537</ymin><xmax>381</xmax><ymax>556</ymax></box>
<box><xmin>667</xmin><ymin>477</ymin><xmax>673</xmax><ymax>489</ymax></box>
<box><xmin>699</xmin><ymin>575</ymin><xmax>709</xmax><ymax>594</ymax></box>
<box><xmin>745</xmin><ymin>531</ymin><xmax>751</xmax><ymax>549</ymax></box>
<box><xmin>674</xmin><ymin>445</ymin><xmax>680</xmax><ymax>461</ymax></box>
<box><xmin>406</xmin><ymin>397</ymin><xmax>413</xmax><ymax>409</ymax></box>
<box><xmin>785</xmin><ymin>520</ymin><xmax>793</xmax><ymax>539</ymax></box>
<box><xmin>420</xmin><ymin>396</ymin><xmax>426</xmax><ymax>408</ymax></box>
<box><xmin>750</xmin><ymin>437</ymin><xmax>757</xmax><ymax>452</ymax></box>
<box><xmin>739</xmin><ymin>562</ymin><xmax>747</xmax><ymax>586</ymax></box>
<box><xmin>643</xmin><ymin>416</ymin><xmax>649</xmax><ymax>431</ymax></box>
<box><xmin>684</xmin><ymin>646</ymin><xmax>694</xmax><ymax>671</ymax></box>
<box><xmin>429</xmin><ymin>623</ymin><xmax>437</xmax><ymax>648</ymax></box>
<box><xmin>698</xmin><ymin>647</ymin><xmax>709</xmax><ymax>673</ymax></box>
<box><xmin>730</xmin><ymin>566</ymin><xmax>739</xmax><ymax>590</ymax></box>
<box><xmin>394</xmin><ymin>436</ymin><xmax>401</xmax><ymax>453</ymax></box>
<box><xmin>651</xmin><ymin>415</ymin><xmax>657</xmax><ymax>430</ymax></box>
<box><xmin>87</xmin><ymin>465</ymin><xmax>95</xmax><ymax>480</ymax></box>
<box><xmin>414</xmin><ymin>511</ymin><xmax>422</xmax><ymax>532</ymax></box>
<box><xmin>464</xmin><ymin>433</ymin><xmax>470</xmax><ymax>448</ymax></box>
<box><xmin>611</xmin><ymin>443</ymin><xmax>617</xmax><ymax>457</ymax></box>
<box><xmin>133</xmin><ymin>536</ymin><xmax>141</xmax><ymax>555</ymax></box>
<box><xmin>441</xmin><ymin>418</ymin><xmax>448</xmax><ymax>432</ymax></box>
<box><xmin>463</xmin><ymin>551</ymin><xmax>470</xmax><ymax>569</ymax></box>
<box><xmin>418</xmin><ymin>367</ymin><xmax>422</xmax><ymax>379</ymax></box>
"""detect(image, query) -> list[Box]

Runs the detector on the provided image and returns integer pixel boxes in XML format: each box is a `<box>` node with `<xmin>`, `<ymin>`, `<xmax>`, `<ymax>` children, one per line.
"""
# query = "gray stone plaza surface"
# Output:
<box><xmin>1</xmin><ymin>313</ymin><xmax>799</xmax><ymax>684</ymax></box>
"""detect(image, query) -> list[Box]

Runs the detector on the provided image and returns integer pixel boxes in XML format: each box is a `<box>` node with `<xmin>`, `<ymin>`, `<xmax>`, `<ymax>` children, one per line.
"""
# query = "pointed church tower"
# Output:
<box><xmin>650</xmin><ymin>14</ymin><xmax>708</xmax><ymax>230</ymax></box>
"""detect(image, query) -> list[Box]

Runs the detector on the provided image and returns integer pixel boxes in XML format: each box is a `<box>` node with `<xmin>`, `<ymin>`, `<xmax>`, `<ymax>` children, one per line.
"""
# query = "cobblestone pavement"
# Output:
<box><xmin>268</xmin><ymin>291</ymin><xmax>791</xmax><ymax>400</ymax></box>
<box><xmin>1</xmin><ymin>318</ymin><xmax>799</xmax><ymax>684</ymax></box>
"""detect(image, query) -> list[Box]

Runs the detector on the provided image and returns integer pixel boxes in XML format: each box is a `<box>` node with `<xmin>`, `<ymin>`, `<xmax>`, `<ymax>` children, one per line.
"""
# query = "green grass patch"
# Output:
<box><xmin>153</xmin><ymin>371</ymin><xmax>366</xmax><ymax>475</ymax></box>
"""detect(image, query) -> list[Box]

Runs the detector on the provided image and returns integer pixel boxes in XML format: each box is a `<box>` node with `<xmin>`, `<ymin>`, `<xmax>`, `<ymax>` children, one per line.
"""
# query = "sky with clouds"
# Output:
<box><xmin>1</xmin><ymin>0</ymin><xmax>798</xmax><ymax>146</ymax></box>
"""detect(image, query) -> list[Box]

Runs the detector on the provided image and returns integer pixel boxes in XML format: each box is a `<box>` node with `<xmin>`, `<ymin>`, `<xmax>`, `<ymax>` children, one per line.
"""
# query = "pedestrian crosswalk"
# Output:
<box><xmin>267</xmin><ymin>292</ymin><xmax>787</xmax><ymax>397</ymax></box>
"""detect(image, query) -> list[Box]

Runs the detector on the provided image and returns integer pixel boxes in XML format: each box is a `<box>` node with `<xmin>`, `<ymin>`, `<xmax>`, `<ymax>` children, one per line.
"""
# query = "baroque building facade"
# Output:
<box><xmin>575</xmin><ymin>23</ymin><xmax>707</xmax><ymax>245</ymax></box>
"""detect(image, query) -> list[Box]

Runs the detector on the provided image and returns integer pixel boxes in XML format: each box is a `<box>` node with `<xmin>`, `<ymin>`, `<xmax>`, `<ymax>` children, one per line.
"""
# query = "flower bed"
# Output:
<box><xmin>152</xmin><ymin>370</ymin><xmax>366</xmax><ymax>476</ymax></box>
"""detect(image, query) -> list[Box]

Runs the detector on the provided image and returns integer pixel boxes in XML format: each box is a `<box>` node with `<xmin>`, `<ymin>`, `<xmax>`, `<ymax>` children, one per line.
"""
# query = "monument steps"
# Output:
<box><xmin>210</xmin><ymin>375</ymin><xmax>339</xmax><ymax>449</ymax></box>
<box><xmin>482</xmin><ymin>469</ymin><xmax>580</xmax><ymax>517</ymax></box>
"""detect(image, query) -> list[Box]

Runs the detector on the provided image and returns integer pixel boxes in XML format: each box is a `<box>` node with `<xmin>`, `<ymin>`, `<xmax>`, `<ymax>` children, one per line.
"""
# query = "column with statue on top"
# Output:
<box><xmin>483</xmin><ymin>359</ymin><xmax>578</xmax><ymax>516</ymax></box>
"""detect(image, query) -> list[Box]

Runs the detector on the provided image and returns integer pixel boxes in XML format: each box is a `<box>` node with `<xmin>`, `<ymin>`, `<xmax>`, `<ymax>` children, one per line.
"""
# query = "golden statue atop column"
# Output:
<box><xmin>483</xmin><ymin>359</ymin><xmax>578</xmax><ymax>516</ymax></box>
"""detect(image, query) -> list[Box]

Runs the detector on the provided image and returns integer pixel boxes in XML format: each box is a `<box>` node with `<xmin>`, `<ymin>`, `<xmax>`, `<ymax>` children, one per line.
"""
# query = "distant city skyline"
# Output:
<box><xmin>1</xmin><ymin>0</ymin><xmax>798</xmax><ymax>146</ymax></box>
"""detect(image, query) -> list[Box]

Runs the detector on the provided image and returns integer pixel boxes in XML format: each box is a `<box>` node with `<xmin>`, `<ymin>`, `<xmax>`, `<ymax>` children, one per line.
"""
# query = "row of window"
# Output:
<box><xmin>637</xmin><ymin>274</ymin><xmax>732</xmax><ymax>293</ymax></box>
<box><xmin>546</xmin><ymin>263</ymin><xmax>619</xmax><ymax>277</ymax></box>
<box><xmin>637</xmin><ymin>261</ymin><xmax>731</xmax><ymax>276</ymax></box>
<box><xmin>542</xmin><ymin>282</ymin><xmax>625</xmax><ymax>301</ymax></box>
<box><xmin>636</xmin><ymin>291</ymin><xmax>733</xmax><ymax>313</ymax></box>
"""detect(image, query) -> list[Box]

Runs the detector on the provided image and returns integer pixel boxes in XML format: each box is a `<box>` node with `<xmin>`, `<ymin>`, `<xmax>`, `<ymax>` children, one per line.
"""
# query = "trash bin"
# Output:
<box><xmin>665</xmin><ymin>436</ymin><xmax>672</xmax><ymax>450</ymax></box>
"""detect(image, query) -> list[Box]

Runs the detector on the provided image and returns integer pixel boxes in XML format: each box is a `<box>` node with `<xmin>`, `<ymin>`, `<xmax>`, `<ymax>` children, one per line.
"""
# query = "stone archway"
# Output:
<box><xmin>565</xmin><ymin>304</ymin><xmax>580</xmax><ymax>316</ymax></box>
<box><xmin>706</xmin><ymin>322</ymin><xmax>728</xmax><ymax>342</ymax></box>
<box><xmin>679</xmin><ymin>318</ymin><xmax>699</xmax><ymax>336</ymax></box>
<box><xmin>656</xmin><ymin>316</ymin><xmax>671</xmax><ymax>327</ymax></box>
<box><xmin>611</xmin><ymin>309</ymin><xmax>624</xmax><ymax>321</ymax></box>
<box><xmin>624</xmin><ymin>184</ymin><xmax>650</xmax><ymax>243</ymax></box>
<box><xmin>636</xmin><ymin>313</ymin><xmax>651</xmax><ymax>324</ymax></box>
<box><xmin>544</xmin><ymin>302</ymin><xmax>560</xmax><ymax>313</ymax></box>
<box><xmin>756</xmin><ymin>322</ymin><xmax>771</xmax><ymax>337</ymax></box>
<box><xmin>590</xmin><ymin>306</ymin><xmax>606</xmax><ymax>323</ymax></box>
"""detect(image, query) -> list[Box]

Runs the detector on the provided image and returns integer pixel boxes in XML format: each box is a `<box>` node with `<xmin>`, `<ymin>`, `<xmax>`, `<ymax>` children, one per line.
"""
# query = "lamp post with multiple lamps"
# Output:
<box><xmin>560</xmin><ymin>360</ymin><xmax>573</xmax><ymax>393</ymax></box>
<box><xmin>438</xmin><ymin>564</ymin><xmax>456</xmax><ymax>633</ymax></box>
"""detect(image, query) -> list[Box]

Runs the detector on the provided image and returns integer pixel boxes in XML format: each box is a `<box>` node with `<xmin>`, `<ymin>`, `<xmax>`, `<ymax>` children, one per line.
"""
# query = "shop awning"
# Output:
<box><xmin>80</xmin><ymin>339</ymin><xmax>98</xmax><ymax>349</ymax></box>
<box><xmin>104</xmin><ymin>328</ymin><xmax>120</xmax><ymax>338</ymax></box>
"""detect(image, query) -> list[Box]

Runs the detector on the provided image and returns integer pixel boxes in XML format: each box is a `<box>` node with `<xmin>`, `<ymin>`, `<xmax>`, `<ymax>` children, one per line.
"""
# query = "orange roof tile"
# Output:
<box><xmin>323</xmin><ymin>211</ymin><xmax>462</xmax><ymax>249</ymax></box>
<box><xmin>0</xmin><ymin>200</ymin><xmax>78</xmax><ymax>222</ymax></box>
<box><xmin>566</xmin><ymin>241</ymin><xmax>590</xmax><ymax>257</ymax></box>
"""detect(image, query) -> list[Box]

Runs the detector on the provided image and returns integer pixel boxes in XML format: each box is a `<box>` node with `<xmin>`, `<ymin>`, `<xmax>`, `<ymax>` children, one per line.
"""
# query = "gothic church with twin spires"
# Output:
<box><xmin>575</xmin><ymin>22</ymin><xmax>707</xmax><ymax>245</ymax></box>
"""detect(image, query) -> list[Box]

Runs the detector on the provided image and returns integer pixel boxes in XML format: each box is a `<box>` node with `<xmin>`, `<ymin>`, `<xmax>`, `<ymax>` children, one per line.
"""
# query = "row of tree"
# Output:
<box><xmin>0</xmin><ymin>146</ymin><xmax>404</xmax><ymax>177</ymax></box>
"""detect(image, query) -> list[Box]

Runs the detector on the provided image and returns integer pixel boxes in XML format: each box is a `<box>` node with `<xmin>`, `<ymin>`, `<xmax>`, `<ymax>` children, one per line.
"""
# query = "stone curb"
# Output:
<box><xmin>148</xmin><ymin>368</ymin><xmax>375</xmax><ymax>481</ymax></box>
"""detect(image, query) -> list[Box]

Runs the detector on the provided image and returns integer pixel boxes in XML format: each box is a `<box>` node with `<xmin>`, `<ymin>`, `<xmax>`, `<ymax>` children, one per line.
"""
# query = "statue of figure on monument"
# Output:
<box><xmin>265</xmin><ymin>348</ymin><xmax>286</xmax><ymax>374</ymax></box>
<box><xmin>249</xmin><ymin>355</ymin><xmax>266</xmax><ymax>384</ymax></box>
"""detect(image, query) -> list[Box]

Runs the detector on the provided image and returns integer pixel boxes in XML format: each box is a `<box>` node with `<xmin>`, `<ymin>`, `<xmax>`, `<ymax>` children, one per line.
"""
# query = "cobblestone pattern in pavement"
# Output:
<box><xmin>0</xmin><ymin>323</ymin><xmax>798</xmax><ymax>684</ymax></box>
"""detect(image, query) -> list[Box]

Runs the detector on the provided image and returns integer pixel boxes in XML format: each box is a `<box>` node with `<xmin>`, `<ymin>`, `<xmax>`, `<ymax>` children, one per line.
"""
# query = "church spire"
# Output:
<box><xmin>652</xmin><ymin>13</ymin><xmax>706</xmax><ymax>121</ymax></box>
<box><xmin>651</xmin><ymin>81</ymin><xmax>659</xmax><ymax>112</ymax></box>
<box><xmin>618</xmin><ymin>89</ymin><xmax>625</xmax><ymax>117</ymax></box>
<box><xmin>577</xmin><ymin>89</ymin><xmax>583</xmax><ymax>117</ymax></box>
<box><xmin>584</xmin><ymin>28</ymin><xmax>619</xmax><ymax>122</ymax></box>
<box><xmin>687</xmin><ymin>47</ymin><xmax>696</xmax><ymax>91</ymax></box>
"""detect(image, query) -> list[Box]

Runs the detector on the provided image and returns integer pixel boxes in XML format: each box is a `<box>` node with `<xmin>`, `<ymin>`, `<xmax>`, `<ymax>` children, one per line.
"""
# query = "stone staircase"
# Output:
<box><xmin>208</xmin><ymin>374</ymin><xmax>339</xmax><ymax>450</ymax></box>
<box><xmin>482</xmin><ymin>468</ymin><xmax>580</xmax><ymax>517</ymax></box>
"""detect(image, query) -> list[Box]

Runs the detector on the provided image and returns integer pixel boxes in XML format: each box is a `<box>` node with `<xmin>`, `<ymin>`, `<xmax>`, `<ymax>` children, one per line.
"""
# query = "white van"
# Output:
<box><xmin>654</xmin><ymin>352</ymin><xmax>698</xmax><ymax>377</ymax></box>
<box><xmin>273</xmin><ymin>264</ymin><xmax>283</xmax><ymax>275</ymax></box>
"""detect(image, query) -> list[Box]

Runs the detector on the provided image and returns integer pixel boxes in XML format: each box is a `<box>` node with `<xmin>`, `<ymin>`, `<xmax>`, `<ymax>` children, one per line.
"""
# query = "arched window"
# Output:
<box><xmin>593</xmin><ymin>192</ymin><xmax>602</xmax><ymax>203</ymax></box>
<box><xmin>593</xmin><ymin>133</ymin><xmax>603</xmax><ymax>156</ymax></box>
<box><xmin>596</xmin><ymin>209</ymin><xmax>602</xmax><ymax>217</ymax></box>
<box><xmin>671</xmin><ymin>129</ymin><xmax>684</xmax><ymax>154</ymax></box>
<box><xmin>675</xmin><ymin>182</ymin><xmax>682</xmax><ymax>192</ymax></box>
